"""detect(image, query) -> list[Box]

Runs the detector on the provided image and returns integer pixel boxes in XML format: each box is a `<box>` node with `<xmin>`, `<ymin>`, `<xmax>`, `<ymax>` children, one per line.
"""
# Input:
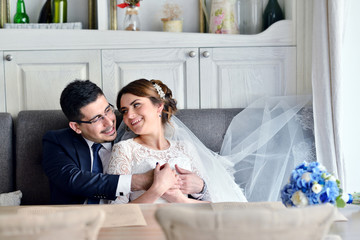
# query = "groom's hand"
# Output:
<box><xmin>131</xmin><ymin>168</ymin><xmax>154</xmax><ymax>191</ymax></box>
<box><xmin>175</xmin><ymin>164</ymin><xmax>204</xmax><ymax>195</ymax></box>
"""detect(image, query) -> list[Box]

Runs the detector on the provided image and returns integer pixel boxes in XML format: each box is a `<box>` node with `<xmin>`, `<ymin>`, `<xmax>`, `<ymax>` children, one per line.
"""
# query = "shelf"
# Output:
<box><xmin>0</xmin><ymin>20</ymin><xmax>294</xmax><ymax>51</ymax></box>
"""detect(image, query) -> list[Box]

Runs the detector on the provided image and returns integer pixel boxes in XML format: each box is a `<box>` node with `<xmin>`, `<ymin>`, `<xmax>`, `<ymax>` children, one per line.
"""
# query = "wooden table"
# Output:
<box><xmin>1</xmin><ymin>203</ymin><xmax>359</xmax><ymax>240</ymax></box>
<box><xmin>99</xmin><ymin>204</ymin><xmax>166</xmax><ymax>240</ymax></box>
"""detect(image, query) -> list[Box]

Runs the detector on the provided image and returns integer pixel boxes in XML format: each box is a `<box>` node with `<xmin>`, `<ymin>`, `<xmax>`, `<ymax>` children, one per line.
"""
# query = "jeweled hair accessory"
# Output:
<box><xmin>153</xmin><ymin>83</ymin><xmax>166</xmax><ymax>99</ymax></box>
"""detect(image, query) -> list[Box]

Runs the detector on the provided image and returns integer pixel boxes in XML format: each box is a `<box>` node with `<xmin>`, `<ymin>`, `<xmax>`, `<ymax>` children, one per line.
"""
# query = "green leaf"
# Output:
<box><xmin>336</xmin><ymin>197</ymin><xmax>346</xmax><ymax>208</ymax></box>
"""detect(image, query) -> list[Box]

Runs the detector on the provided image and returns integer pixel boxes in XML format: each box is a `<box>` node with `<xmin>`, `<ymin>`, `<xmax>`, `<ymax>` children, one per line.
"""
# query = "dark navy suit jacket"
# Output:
<box><xmin>42</xmin><ymin>128</ymin><xmax>119</xmax><ymax>204</ymax></box>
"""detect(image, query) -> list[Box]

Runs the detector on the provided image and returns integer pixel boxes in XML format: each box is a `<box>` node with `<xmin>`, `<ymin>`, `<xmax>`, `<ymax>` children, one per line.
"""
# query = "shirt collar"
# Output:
<box><xmin>83</xmin><ymin>137</ymin><xmax>112</xmax><ymax>152</ymax></box>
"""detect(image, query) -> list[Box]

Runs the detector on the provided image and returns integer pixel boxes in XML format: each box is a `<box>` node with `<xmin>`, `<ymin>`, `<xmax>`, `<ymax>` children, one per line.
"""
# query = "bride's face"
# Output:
<box><xmin>120</xmin><ymin>93</ymin><xmax>163</xmax><ymax>135</ymax></box>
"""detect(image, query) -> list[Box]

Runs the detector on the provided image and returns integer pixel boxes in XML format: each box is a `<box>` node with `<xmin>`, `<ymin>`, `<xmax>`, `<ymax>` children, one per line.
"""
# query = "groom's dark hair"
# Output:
<box><xmin>60</xmin><ymin>80</ymin><xmax>104</xmax><ymax>122</ymax></box>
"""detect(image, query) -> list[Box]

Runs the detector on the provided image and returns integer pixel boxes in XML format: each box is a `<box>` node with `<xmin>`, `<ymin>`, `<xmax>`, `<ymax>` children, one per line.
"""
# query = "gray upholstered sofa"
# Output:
<box><xmin>0</xmin><ymin>109</ymin><xmax>242</xmax><ymax>205</ymax></box>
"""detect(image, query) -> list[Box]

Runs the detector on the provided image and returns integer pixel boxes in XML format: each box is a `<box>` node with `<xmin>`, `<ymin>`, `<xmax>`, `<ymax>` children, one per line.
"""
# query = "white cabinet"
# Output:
<box><xmin>4</xmin><ymin>50</ymin><xmax>101</xmax><ymax>115</ymax></box>
<box><xmin>0</xmin><ymin>51</ymin><xmax>5</xmax><ymax>112</ymax></box>
<box><xmin>102</xmin><ymin>45</ymin><xmax>296</xmax><ymax>109</ymax></box>
<box><xmin>102</xmin><ymin>48</ymin><xmax>200</xmax><ymax>109</ymax></box>
<box><xmin>200</xmin><ymin>47</ymin><xmax>296</xmax><ymax>108</ymax></box>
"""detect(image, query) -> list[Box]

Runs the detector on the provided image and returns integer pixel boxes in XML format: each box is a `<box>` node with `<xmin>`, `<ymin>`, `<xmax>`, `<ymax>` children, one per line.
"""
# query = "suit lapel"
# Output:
<box><xmin>72</xmin><ymin>134</ymin><xmax>92</xmax><ymax>171</ymax></box>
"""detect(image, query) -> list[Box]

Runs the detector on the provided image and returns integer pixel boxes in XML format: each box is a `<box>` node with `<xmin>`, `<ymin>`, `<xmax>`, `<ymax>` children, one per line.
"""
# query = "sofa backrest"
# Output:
<box><xmin>0</xmin><ymin>113</ymin><xmax>14</xmax><ymax>194</ymax></box>
<box><xmin>176</xmin><ymin>109</ymin><xmax>242</xmax><ymax>152</ymax></box>
<box><xmin>15</xmin><ymin>110</ymin><xmax>69</xmax><ymax>205</ymax></box>
<box><xmin>15</xmin><ymin>109</ymin><xmax>242</xmax><ymax>205</ymax></box>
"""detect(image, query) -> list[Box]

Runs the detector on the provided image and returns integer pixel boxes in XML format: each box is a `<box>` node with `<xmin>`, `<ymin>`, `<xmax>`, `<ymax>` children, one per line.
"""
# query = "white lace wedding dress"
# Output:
<box><xmin>107</xmin><ymin>138</ymin><xmax>210</xmax><ymax>203</ymax></box>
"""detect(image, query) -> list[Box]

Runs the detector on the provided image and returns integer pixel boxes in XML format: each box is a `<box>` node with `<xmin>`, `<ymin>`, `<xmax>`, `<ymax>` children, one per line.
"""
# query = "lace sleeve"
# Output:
<box><xmin>107</xmin><ymin>141</ymin><xmax>132</xmax><ymax>204</ymax></box>
<box><xmin>179</xmin><ymin>141</ymin><xmax>211</xmax><ymax>201</ymax></box>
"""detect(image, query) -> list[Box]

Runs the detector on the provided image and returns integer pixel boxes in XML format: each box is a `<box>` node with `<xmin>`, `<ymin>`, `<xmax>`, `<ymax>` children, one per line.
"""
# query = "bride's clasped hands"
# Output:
<box><xmin>143</xmin><ymin>162</ymin><xmax>180</xmax><ymax>203</ymax></box>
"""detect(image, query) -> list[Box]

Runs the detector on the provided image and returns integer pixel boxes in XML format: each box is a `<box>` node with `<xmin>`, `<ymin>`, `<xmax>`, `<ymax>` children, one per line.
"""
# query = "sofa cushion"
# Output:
<box><xmin>15</xmin><ymin>111</ymin><xmax>68</xmax><ymax>205</ymax></box>
<box><xmin>155</xmin><ymin>203</ymin><xmax>337</xmax><ymax>240</ymax></box>
<box><xmin>0</xmin><ymin>112</ymin><xmax>14</xmax><ymax>194</ymax></box>
<box><xmin>0</xmin><ymin>190</ymin><xmax>22</xmax><ymax>206</ymax></box>
<box><xmin>0</xmin><ymin>207</ymin><xmax>105</xmax><ymax>240</ymax></box>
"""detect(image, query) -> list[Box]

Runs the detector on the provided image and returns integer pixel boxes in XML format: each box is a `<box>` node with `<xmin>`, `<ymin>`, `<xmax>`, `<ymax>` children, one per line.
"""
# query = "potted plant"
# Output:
<box><xmin>161</xmin><ymin>1</ymin><xmax>183</xmax><ymax>32</ymax></box>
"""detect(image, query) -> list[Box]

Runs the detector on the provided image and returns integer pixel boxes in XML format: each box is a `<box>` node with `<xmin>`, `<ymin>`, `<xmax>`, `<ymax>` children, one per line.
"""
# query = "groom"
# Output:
<box><xmin>42</xmin><ymin>80</ymin><xmax>205</xmax><ymax>204</ymax></box>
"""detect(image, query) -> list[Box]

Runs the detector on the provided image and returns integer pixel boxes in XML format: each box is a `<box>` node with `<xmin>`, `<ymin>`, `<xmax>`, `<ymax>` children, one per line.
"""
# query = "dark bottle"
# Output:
<box><xmin>13</xmin><ymin>0</ymin><xmax>30</xmax><ymax>24</ymax></box>
<box><xmin>52</xmin><ymin>0</ymin><xmax>67</xmax><ymax>23</ymax></box>
<box><xmin>263</xmin><ymin>0</ymin><xmax>284</xmax><ymax>30</ymax></box>
<box><xmin>38</xmin><ymin>0</ymin><xmax>52</xmax><ymax>23</ymax></box>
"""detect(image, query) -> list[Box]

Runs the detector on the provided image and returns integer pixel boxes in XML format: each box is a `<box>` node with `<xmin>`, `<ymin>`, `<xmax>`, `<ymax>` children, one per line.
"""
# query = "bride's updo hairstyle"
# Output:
<box><xmin>116</xmin><ymin>78</ymin><xmax>177</xmax><ymax>124</ymax></box>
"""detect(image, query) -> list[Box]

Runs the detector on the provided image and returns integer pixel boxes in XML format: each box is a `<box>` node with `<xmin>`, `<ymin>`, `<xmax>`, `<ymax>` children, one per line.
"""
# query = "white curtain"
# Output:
<box><xmin>311</xmin><ymin>0</ymin><xmax>346</xmax><ymax>189</ymax></box>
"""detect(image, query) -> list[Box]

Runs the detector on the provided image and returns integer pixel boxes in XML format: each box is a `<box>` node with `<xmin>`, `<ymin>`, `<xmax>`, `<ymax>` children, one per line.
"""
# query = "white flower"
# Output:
<box><xmin>318</xmin><ymin>164</ymin><xmax>327</xmax><ymax>172</ymax></box>
<box><xmin>291</xmin><ymin>191</ymin><xmax>309</xmax><ymax>207</ymax></box>
<box><xmin>341</xmin><ymin>193</ymin><xmax>350</xmax><ymax>203</ymax></box>
<box><xmin>328</xmin><ymin>175</ymin><xmax>337</xmax><ymax>182</ymax></box>
<box><xmin>301</xmin><ymin>172</ymin><xmax>311</xmax><ymax>182</ymax></box>
<box><xmin>312</xmin><ymin>183</ymin><xmax>323</xmax><ymax>194</ymax></box>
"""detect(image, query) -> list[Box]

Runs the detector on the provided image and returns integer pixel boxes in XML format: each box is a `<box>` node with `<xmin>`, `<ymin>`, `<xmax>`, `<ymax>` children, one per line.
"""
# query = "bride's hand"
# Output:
<box><xmin>152</xmin><ymin>163</ymin><xmax>178</xmax><ymax>195</ymax></box>
<box><xmin>175</xmin><ymin>164</ymin><xmax>204</xmax><ymax>194</ymax></box>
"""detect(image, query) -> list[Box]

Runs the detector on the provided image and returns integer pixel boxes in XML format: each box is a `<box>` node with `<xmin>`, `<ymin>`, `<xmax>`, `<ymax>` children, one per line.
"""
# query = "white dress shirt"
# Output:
<box><xmin>84</xmin><ymin>138</ymin><xmax>131</xmax><ymax>203</ymax></box>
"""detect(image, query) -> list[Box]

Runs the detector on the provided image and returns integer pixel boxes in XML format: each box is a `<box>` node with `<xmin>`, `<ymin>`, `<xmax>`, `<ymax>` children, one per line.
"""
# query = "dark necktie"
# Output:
<box><xmin>88</xmin><ymin>143</ymin><xmax>103</xmax><ymax>204</ymax></box>
<box><xmin>91</xmin><ymin>143</ymin><xmax>103</xmax><ymax>174</ymax></box>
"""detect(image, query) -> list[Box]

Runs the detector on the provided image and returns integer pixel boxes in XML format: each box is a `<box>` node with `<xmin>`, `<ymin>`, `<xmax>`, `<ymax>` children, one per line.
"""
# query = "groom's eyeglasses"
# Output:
<box><xmin>75</xmin><ymin>104</ymin><xmax>115</xmax><ymax>125</ymax></box>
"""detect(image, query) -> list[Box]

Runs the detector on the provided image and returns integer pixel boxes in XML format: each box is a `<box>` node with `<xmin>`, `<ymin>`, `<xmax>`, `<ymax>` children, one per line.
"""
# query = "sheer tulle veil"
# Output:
<box><xmin>118</xmin><ymin>95</ymin><xmax>314</xmax><ymax>202</ymax></box>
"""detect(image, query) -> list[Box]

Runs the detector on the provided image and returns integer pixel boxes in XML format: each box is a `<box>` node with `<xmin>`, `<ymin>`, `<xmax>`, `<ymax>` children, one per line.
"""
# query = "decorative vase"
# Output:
<box><xmin>123</xmin><ymin>6</ymin><xmax>140</xmax><ymax>31</ymax></box>
<box><xmin>209</xmin><ymin>0</ymin><xmax>239</xmax><ymax>34</ymax></box>
<box><xmin>263</xmin><ymin>0</ymin><xmax>284</xmax><ymax>30</ymax></box>
<box><xmin>162</xmin><ymin>19</ymin><xmax>183</xmax><ymax>32</ymax></box>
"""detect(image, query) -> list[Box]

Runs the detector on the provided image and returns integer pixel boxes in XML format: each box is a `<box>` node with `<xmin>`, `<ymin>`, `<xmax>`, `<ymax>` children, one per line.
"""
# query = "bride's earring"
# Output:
<box><xmin>159</xmin><ymin>114</ymin><xmax>162</xmax><ymax>117</ymax></box>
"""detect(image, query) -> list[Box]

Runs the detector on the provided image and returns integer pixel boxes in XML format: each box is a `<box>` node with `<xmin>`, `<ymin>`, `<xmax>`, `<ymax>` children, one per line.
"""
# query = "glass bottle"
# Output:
<box><xmin>52</xmin><ymin>0</ymin><xmax>67</xmax><ymax>23</ymax></box>
<box><xmin>38</xmin><ymin>0</ymin><xmax>52</xmax><ymax>23</ymax></box>
<box><xmin>237</xmin><ymin>0</ymin><xmax>263</xmax><ymax>34</ymax></box>
<box><xmin>123</xmin><ymin>6</ymin><xmax>140</xmax><ymax>31</ymax></box>
<box><xmin>13</xmin><ymin>0</ymin><xmax>29</xmax><ymax>24</ymax></box>
<box><xmin>262</xmin><ymin>0</ymin><xmax>284</xmax><ymax>31</ymax></box>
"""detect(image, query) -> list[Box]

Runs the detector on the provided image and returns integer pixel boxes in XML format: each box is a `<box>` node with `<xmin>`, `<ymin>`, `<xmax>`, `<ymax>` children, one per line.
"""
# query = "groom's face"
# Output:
<box><xmin>70</xmin><ymin>95</ymin><xmax>117</xmax><ymax>143</ymax></box>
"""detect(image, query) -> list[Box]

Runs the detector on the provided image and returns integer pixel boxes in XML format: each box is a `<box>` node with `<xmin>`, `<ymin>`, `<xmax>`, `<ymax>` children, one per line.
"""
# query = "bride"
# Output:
<box><xmin>107</xmin><ymin>78</ymin><xmax>313</xmax><ymax>203</ymax></box>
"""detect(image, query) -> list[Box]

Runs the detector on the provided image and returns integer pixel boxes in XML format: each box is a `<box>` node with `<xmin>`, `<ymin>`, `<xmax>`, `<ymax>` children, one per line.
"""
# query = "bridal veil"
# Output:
<box><xmin>168</xmin><ymin>95</ymin><xmax>314</xmax><ymax>202</ymax></box>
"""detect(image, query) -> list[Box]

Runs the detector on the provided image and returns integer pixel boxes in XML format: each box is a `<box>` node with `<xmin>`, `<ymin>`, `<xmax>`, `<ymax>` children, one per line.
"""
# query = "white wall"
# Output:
<box><xmin>342</xmin><ymin>0</ymin><xmax>360</xmax><ymax>193</ymax></box>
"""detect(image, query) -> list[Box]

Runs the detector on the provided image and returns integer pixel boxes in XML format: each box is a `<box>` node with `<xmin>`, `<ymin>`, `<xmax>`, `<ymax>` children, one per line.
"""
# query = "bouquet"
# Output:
<box><xmin>281</xmin><ymin>161</ymin><xmax>358</xmax><ymax>208</ymax></box>
<box><xmin>117</xmin><ymin>0</ymin><xmax>141</xmax><ymax>8</ymax></box>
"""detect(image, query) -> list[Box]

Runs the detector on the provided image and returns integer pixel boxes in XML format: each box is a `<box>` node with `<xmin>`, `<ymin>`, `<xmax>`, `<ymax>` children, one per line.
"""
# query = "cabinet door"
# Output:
<box><xmin>4</xmin><ymin>50</ymin><xmax>101</xmax><ymax>115</ymax></box>
<box><xmin>0</xmin><ymin>51</ymin><xmax>5</xmax><ymax>112</ymax></box>
<box><xmin>200</xmin><ymin>47</ymin><xmax>296</xmax><ymax>108</ymax></box>
<box><xmin>102</xmin><ymin>48</ymin><xmax>199</xmax><ymax>109</ymax></box>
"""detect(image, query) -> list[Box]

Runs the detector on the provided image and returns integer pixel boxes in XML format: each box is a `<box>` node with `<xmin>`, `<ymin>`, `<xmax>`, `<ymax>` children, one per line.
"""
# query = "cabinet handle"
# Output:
<box><xmin>189</xmin><ymin>51</ymin><xmax>196</xmax><ymax>58</ymax></box>
<box><xmin>202</xmin><ymin>51</ymin><xmax>210</xmax><ymax>58</ymax></box>
<box><xmin>5</xmin><ymin>55</ymin><xmax>13</xmax><ymax>61</ymax></box>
